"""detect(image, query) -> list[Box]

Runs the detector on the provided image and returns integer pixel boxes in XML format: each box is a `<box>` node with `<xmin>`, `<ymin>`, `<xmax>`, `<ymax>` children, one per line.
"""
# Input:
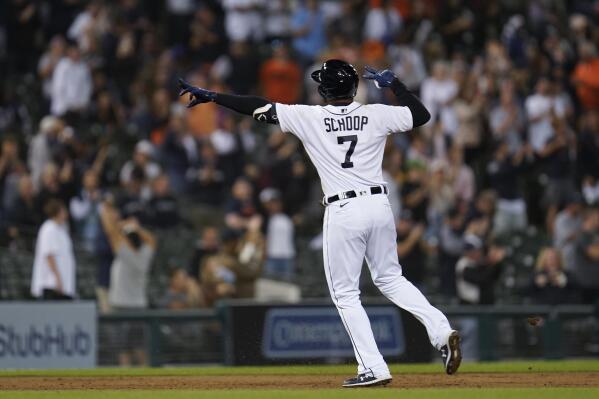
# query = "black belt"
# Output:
<box><xmin>323</xmin><ymin>186</ymin><xmax>388</xmax><ymax>205</ymax></box>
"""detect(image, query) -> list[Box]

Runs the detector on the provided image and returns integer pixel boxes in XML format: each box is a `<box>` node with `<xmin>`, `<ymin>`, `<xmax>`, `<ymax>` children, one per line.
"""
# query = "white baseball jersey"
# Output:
<box><xmin>273</xmin><ymin>99</ymin><xmax>453</xmax><ymax>379</ymax></box>
<box><xmin>276</xmin><ymin>101</ymin><xmax>413</xmax><ymax>196</ymax></box>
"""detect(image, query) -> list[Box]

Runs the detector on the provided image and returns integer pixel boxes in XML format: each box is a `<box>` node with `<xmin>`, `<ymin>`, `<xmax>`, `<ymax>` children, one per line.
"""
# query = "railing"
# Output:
<box><xmin>97</xmin><ymin>302</ymin><xmax>597</xmax><ymax>367</ymax></box>
<box><xmin>99</xmin><ymin>308</ymin><xmax>223</xmax><ymax>367</ymax></box>
<box><xmin>441</xmin><ymin>304</ymin><xmax>596</xmax><ymax>360</ymax></box>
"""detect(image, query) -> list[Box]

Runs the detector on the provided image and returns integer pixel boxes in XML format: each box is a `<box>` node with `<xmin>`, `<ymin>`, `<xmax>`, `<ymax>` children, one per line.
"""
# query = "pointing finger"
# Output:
<box><xmin>364</xmin><ymin>65</ymin><xmax>378</xmax><ymax>74</ymax></box>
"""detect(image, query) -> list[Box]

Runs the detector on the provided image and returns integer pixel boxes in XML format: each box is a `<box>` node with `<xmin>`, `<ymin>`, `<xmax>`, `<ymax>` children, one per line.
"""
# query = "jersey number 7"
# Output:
<box><xmin>337</xmin><ymin>135</ymin><xmax>357</xmax><ymax>169</ymax></box>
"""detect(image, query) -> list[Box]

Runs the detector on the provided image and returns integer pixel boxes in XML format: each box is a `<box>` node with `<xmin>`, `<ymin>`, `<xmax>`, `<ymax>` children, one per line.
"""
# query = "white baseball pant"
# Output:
<box><xmin>322</xmin><ymin>193</ymin><xmax>453</xmax><ymax>377</ymax></box>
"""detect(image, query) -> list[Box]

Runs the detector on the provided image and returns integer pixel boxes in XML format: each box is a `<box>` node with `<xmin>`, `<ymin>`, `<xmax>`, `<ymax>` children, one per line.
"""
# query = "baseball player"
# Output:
<box><xmin>179</xmin><ymin>59</ymin><xmax>461</xmax><ymax>387</ymax></box>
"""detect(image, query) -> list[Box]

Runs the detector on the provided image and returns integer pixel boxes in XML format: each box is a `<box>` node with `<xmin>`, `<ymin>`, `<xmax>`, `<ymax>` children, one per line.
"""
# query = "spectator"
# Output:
<box><xmin>439</xmin><ymin>208</ymin><xmax>465</xmax><ymax>298</ymax></box>
<box><xmin>230</xmin><ymin>216</ymin><xmax>265</xmax><ymax>297</ymax></box>
<box><xmin>67</xmin><ymin>0</ymin><xmax>106</xmax><ymax>53</ymax></box>
<box><xmin>553</xmin><ymin>193</ymin><xmax>584</xmax><ymax>271</ymax></box>
<box><xmin>5</xmin><ymin>0</ymin><xmax>41</xmax><ymax>71</ymax></box>
<box><xmin>453</xmin><ymin>81</ymin><xmax>485</xmax><ymax>160</ymax></box>
<box><xmin>447</xmin><ymin>144</ymin><xmax>475</xmax><ymax>206</ymax></box>
<box><xmin>487</xmin><ymin>141</ymin><xmax>531</xmax><ymax>236</ymax></box>
<box><xmin>189</xmin><ymin>226</ymin><xmax>221</xmax><ymax>280</ymax></box>
<box><xmin>35</xmin><ymin>162</ymin><xmax>76</xmax><ymax>212</ymax></box>
<box><xmin>260</xmin><ymin>188</ymin><xmax>295</xmax><ymax>280</ymax></box>
<box><xmin>420</xmin><ymin>61</ymin><xmax>458</xmax><ymax>127</ymax></box>
<box><xmin>146</xmin><ymin>174</ymin><xmax>180</xmax><ymax>229</ymax></box>
<box><xmin>427</xmin><ymin>159</ymin><xmax>455</xmax><ymax>234</ymax></box>
<box><xmin>212</xmin><ymin>41</ymin><xmax>261</xmax><ymax>95</ymax></box>
<box><xmin>100</xmin><ymin>202</ymin><xmax>156</xmax><ymax>366</ymax></box>
<box><xmin>202</xmin><ymin>219</ymin><xmax>264</xmax><ymax>304</ymax></box>
<box><xmin>188</xmin><ymin>5</ymin><xmax>228</xmax><ymax>67</ymax></box>
<box><xmin>165</xmin><ymin>0</ymin><xmax>195</xmax><ymax>45</ymax></box>
<box><xmin>578</xmin><ymin>111</ymin><xmax>599</xmax><ymax>183</ymax></box>
<box><xmin>363</xmin><ymin>0</ymin><xmax>402</xmax><ymax>45</ymax></box>
<box><xmin>120</xmin><ymin>140</ymin><xmax>161</xmax><ymax>189</ymax></box>
<box><xmin>186</xmin><ymin>142</ymin><xmax>226</xmax><ymax>205</ymax></box>
<box><xmin>28</xmin><ymin>116</ymin><xmax>64</xmax><ymax>191</ymax></box>
<box><xmin>38</xmin><ymin>36</ymin><xmax>67</xmax><ymax>103</ymax></box>
<box><xmin>225</xmin><ymin>177</ymin><xmax>260</xmax><ymax>232</ymax></box>
<box><xmin>571</xmin><ymin>42</ymin><xmax>599</xmax><ymax>110</ymax></box>
<box><xmin>222</xmin><ymin>0</ymin><xmax>264</xmax><ymax>42</ymax></box>
<box><xmin>291</xmin><ymin>0</ymin><xmax>326</xmax><ymax>64</ymax></box>
<box><xmin>396</xmin><ymin>210</ymin><xmax>426</xmax><ymax>288</ymax></box>
<box><xmin>6</xmin><ymin>174</ymin><xmax>41</xmax><ymax>238</ymax></box>
<box><xmin>31</xmin><ymin>200</ymin><xmax>76</xmax><ymax>300</ymax></box>
<box><xmin>456</xmin><ymin>235</ymin><xmax>505</xmax><ymax>305</ymax></box>
<box><xmin>530</xmin><ymin>247</ymin><xmax>576</xmax><ymax>305</ymax></box>
<box><xmin>210</xmin><ymin>114</ymin><xmax>245</xmax><ymax>184</ymax></box>
<box><xmin>50</xmin><ymin>40</ymin><xmax>92</xmax><ymax>119</ymax></box>
<box><xmin>69</xmin><ymin>170</ymin><xmax>103</xmax><ymax>252</ymax></box>
<box><xmin>537</xmin><ymin>119</ymin><xmax>577</xmax><ymax>232</ymax></box>
<box><xmin>401</xmin><ymin>161</ymin><xmax>429</xmax><ymax>224</ymax></box>
<box><xmin>525</xmin><ymin>77</ymin><xmax>558</xmax><ymax>154</ymax></box>
<box><xmin>489</xmin><ymin>80</ymin><xmax>525</xmax><ymax>154</ymax></box>
<box><xmin>259</xmin><ymin>42</ymin><xmax>302</xmax><ymax>104</ymax></box>
<box><xmin>0</xmin><ymin>137</ymin><xmax>26</xmax><ymax>211</ymax></box>
<box><xmin>264</xmin><ymin>0</ymin><xmax>291</xmax><ymax>42</ymax></box>
<box><xmin>572</xmin><ymin>208</ymin><xmax>599</xmax><ymax>304</ymax></box>
<box><xmin>161</xmin><ymin>112</ymin><xmax>199</xmax><ymax>193</ymax></box>
<box><xmin>159</xmin><ymin>268</ymin><xmax>204</xmax><ymax>309</ymax></box>
<box><xmin>117</xmin><ymin>166</ymin><xmax>148</xmax><ymax>221</ymax></box>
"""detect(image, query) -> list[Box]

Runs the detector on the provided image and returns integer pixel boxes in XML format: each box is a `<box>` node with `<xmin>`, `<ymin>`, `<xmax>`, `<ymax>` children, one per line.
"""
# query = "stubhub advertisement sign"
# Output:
<box><xmin>262</xmin><ymin>306</ymin><xmax>404</xmax><ymax>359</ymax></box>
<box><xmin>0</xmin><ymin>301</ymin><xmax>97</xmax><ymax>369</ymax></box>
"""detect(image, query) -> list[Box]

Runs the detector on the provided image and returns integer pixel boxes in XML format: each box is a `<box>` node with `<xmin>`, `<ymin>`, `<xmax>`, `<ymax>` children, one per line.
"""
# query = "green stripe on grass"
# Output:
<box><xmin>1</xmin><ymin>388</ymin><xmax>598</xmax><ymax>399</ymax></box>
<box><xmin>1</xmin><ymin>360</ymin><xmax>599</xmax><ymax>378</ymax></box>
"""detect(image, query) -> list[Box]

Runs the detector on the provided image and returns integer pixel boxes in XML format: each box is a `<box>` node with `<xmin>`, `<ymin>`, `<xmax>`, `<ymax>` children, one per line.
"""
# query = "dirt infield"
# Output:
<box><xmin>2</xmin><ymin>372</ymin><xmax>599</xmax><ymax>390</ymax></box>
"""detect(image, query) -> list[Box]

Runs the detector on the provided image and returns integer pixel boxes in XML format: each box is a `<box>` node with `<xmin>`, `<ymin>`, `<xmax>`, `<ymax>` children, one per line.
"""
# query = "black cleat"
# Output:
<box><xmin>440</xmin><ymin>330</ymin><xmax>462</xmax><ymax>375</ymax></box>
<box><xmin>342</xmin><ymin>372</ymin><xmax>392</xmax><ymax>388</ymax></box>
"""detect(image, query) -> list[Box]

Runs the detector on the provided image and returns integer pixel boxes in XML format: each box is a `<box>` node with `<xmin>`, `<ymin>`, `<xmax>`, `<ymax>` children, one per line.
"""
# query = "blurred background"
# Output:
<box><xmin>0</xmin><ymin>0</ymin><xmax>598</xmax><ymax>368</ymax></box>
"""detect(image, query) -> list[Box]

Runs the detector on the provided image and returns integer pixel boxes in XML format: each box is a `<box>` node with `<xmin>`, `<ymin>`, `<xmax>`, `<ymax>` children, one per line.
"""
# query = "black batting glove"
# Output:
<box><xmin>178</xmin><ymin>78</ymin><xmax>217</xmax><ymax>108</ymax></box>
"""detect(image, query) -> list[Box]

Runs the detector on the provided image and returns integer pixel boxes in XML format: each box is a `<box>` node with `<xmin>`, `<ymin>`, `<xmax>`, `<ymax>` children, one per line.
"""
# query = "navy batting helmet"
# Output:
<box><xmin>311</xmin><ymin>59</ymin><xmax>359</xmax><ymax>100</ymax></box>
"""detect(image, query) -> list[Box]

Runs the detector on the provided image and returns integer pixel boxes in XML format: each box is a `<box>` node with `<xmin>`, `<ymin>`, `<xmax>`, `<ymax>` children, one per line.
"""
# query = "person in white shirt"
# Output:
<box><xmin>38</xmin><ymin>36</ymin><xmax>66</xmax><ymax>101</ymax></box>
<box><xmin>222</xmin><ymin>0</ymin><xmax>264</xmax><ymax>42</ymax></box>
<box><xmin>260</xmin><ymin>188</ymin><xmax>295</xmax><ymax>279</ymax></box>
<box><xmin>525</xmin><ymin>77</ymin><xmax>559</xmax><ymax>153</ymax></box>
<box><xmin>31</xmin><ymin>200</ymin><xmax>76</xmax><ymax>300</ymax></box>
<box><xmin>50</xmin><ymin>41</ymin><xmax>92</xmax><ymax>117</ymax></box>
<box><xmin>420</xmin><ymin>61</ymin><xmax>458</xmax><ymax>127</ymax></box>
<box><xmin>363</xmin><ymin>0</ymin><xmax>402</xmax><ymax>44</ymax></box>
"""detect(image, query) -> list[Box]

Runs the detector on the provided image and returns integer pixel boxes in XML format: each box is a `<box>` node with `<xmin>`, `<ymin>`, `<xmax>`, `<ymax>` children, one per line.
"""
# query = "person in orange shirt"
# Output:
<box><xmin>572</xmin><ymin>42</ymin><xmax>599</xmax><ymax>110</ymax></box>
<box><xmin>259</xmin><ymin>42</ymin><xmax>302</xmax><ymax>104</ymax></box>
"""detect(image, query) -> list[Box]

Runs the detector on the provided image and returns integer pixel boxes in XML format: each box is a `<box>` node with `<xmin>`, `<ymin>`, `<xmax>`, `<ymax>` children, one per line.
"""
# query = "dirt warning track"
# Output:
<box><xmin>1</xmin><ymin>372</ymin><xmax>598</xmax><ymax>390</ymax></box>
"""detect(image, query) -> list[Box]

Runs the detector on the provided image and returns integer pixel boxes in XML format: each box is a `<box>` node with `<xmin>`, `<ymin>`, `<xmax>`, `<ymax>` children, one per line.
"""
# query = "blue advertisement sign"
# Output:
<box><xmin>0</xmin><ymin>301</ymin><xmax>97</xmax><ymax>369</ymax></box>
<box><xmin>262</xmin><ymin>306</ymin><xmax>404</xmax><ymax>359</ymax></box>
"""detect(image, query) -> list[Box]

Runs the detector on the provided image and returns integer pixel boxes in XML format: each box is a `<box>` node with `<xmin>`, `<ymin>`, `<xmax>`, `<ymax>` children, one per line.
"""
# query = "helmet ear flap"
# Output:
<box><xmin>318</xmin><ymin>85</ymin><xmax>327</xmax><ymax>99</ymax></box>
<box><xmin>311</xmin><ymin>70</ymin><xmax>322</xmax><ymax>83</ymax></box>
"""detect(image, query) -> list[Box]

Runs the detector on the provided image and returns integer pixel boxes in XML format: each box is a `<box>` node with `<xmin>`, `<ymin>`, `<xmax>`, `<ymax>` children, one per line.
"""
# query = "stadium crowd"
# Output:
<box><xmin>0</xmin><ymin>0</ymin><xmax>598</xmax><ymax>311</ymax></box>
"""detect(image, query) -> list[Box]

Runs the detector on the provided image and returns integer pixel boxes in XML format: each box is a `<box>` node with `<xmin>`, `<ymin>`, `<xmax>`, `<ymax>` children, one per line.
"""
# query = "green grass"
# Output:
<box><xmin>1</xmin><ymin>359</ymin><xmax>599</xmax><ymax>377</ymax></box>
<box><xmin>1</xmin><ymin>389</ymin><xmax>598</xmax><ymax>399</ymax></box>
<box><xmin>1</xmin><ymin>361</ymin><xmax>598</xmax><ymax>399</ymax></box>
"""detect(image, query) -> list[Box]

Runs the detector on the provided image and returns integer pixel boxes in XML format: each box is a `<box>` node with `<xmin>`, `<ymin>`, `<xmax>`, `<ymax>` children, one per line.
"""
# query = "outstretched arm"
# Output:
<box><xmin>178</xmin><ymin>79</ymin><xmax>279</xmax><ymax>124</ymax></box>
<box><xmin>363</xmin><ymin>66</ymin><xmax>431</xmax><ymax>127</ymax></box>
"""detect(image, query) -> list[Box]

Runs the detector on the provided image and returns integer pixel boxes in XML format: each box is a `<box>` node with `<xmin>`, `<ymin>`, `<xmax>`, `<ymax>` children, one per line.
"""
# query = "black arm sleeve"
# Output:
<box><xmin>390</xmin><ymin>79</ymin><xmax>431</xmax><ymax>128</ymax></box>
<box><xmin>214</xmin><ymin>93</ymin><xmax>279</xmax><ymax>124</ymax></box>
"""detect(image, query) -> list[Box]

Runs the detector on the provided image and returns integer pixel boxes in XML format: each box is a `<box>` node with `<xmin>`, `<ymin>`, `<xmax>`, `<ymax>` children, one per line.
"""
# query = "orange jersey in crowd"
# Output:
<box><xmin>572</xmin><ymin>58</ymin><xmax>599</xmax><ymax>110</ymax></box>
<box><xmin>260</xmin><ymin>59</ymin><xmax>302</xmax><ymax>104</ymax></box>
